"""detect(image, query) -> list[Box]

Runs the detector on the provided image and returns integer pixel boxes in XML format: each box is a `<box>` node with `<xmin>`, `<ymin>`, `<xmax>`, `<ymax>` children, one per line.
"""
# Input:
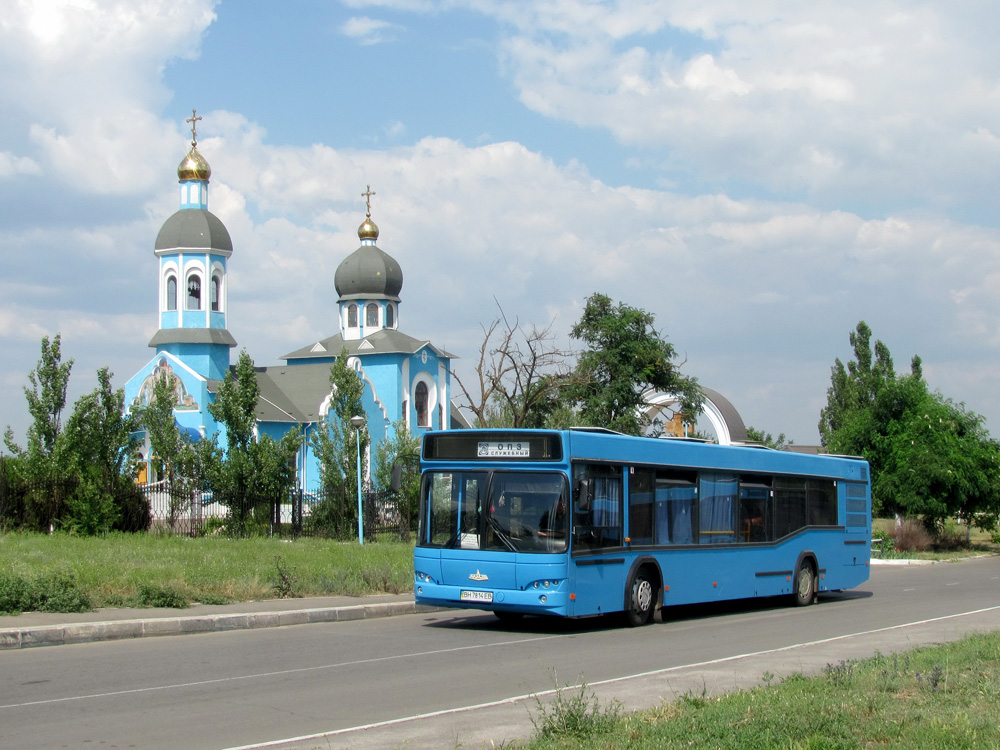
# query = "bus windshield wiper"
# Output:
<box><xmin>486</xmin><ymin>516</ymin><xmax>518</xmax><ymax>552</ymax></box>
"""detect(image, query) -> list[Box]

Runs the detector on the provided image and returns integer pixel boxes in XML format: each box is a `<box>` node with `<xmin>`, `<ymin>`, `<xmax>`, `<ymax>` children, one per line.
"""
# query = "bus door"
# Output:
<box><xmin>570</xmin><ymin>465</ymin><xmax>625</xmax><ymax>616</ymax></box>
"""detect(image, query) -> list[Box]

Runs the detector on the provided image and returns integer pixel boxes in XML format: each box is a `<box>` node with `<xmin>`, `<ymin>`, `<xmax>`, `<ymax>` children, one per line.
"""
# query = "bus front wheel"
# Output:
<box><xmin>792</xmin><ymin>562</ymin><xmax>816</xmax><ymax>607</ymax></box>
<box><xmin>625</xmin><ymin>568</ymin><xmax>656</xmax><ymax>626</ymax></box>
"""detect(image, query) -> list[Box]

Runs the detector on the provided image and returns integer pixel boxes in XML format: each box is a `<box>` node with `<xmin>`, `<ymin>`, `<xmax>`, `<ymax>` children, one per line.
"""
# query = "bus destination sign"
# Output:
<box><xmin>478</xmin><ymin>441</ymin><xmax>531</xmax><ymax>458</ymax></box>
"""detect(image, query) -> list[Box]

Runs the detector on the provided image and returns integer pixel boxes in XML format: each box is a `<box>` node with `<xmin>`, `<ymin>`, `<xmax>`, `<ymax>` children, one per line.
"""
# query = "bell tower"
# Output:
<box><xmin>147</xmin><ymin>110</ymin><xmax>236</xmax><ymax>381</ymax></box>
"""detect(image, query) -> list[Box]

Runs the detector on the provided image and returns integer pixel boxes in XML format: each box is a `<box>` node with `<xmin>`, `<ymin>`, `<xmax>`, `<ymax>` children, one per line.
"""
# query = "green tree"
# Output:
<box><xmin>3</xmin><ymin>336</ymin><xmax>76</xmax><ymax>530</ymax></box>
<box><xmin>140</xmin><ymin>371</ymin><xmax>199</xmax><ymax>528</ymax></box>
<box><xmin>204</xmin><ymin>350</ymin><xmax>302</xmax><ymax>534</ymax></box>
<box><xmin>306</xmin><ymin>350</ymin><xmax>372</xmax><ymax>539</ymax></box>
<box><xmin>745</xmin><ymin>426</ymin><xmax>793</xmax><ymax>450</ymax></box>
<box><xmin>819</xmin><ymin>321</ymin><xmax>1000</xmax><ymax>528</ymax></box>
<box><xmin>61</xmin><ymin>368</ymin><xmax>147</xmax><ymax>533</ymax></box>
<box><xmin>818</xmin><ymin>321</ymin><xmax>913</xmax><ymax>450</ymax></box>
<box><xmin>373</xmin><ymin>419</ymin><xmax>420</xmax><ymax>534</ymax></box>
<box><xmin>310</xmin><ymin>349</ymin><xmax>368</xmax><ymax>502</ymax></box>
<box><xmin>4</xmin><ymin>334</ymin><xmax>74</xmax><ymax>472</ymax></box>
<box><xmin>566</xmin><ymin>293</ymin><xmax>701</xmax><ymax>435</ymax></box>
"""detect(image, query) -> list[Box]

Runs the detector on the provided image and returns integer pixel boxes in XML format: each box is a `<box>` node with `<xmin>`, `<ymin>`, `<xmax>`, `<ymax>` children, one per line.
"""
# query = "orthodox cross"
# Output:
<box><xmin>362</xmin><ymin>185</ymin><xmax>376</xmax><ymax>217</ymax></box>
<box><xmin>186</xmin><ymin>109</ymin><xmax>202</xmax><ymax>146</ymax></box>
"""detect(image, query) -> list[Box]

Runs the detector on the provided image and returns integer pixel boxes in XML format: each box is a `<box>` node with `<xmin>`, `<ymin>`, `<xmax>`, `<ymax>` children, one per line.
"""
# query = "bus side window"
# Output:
<box><xmin>628</xmin><ymin>469</ymin><xmax>655</xmax><ymax>546</ymax></box>
<box><xmin>739</xmin><ymin>478</ymin><xmax>771</xmax><ymax>542</ymax></box>
<box><xmin>774</xmin><ymin>477</ymin><xmax>806</xmax><ymax>539</ymax></box>
<box><xmin>654</xmin><ymin>470</ymin><xmax>698</xmax><ymax>545</ymax></box>
<box><xmin>699</xmin><ymin>472</ymin><xmax>738</xmax><ymax>544</ymax></box>
<box><xmin>573</xmin><ymin>466</ymin><xmax>622</xmax><ymax>551</ymax></box>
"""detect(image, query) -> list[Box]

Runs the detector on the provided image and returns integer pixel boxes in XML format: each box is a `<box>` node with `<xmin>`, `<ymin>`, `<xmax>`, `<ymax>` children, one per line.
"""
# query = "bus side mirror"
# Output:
<box><xmin>391</xmin><ymin>462</ymin><xmax>403</xmax><ymax>493</ymax></box>
<box><xmin>574</xmin><ymin>478</ymin><xmax>593</xmax><ymax>512</ymax></box>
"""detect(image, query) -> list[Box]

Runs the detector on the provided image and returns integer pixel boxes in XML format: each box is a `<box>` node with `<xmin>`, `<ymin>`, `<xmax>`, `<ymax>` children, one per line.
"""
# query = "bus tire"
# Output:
<box><xmin>625</xmin><ymin>567</ymin><xmax>656</xmax><ymax>626</ymax></box>
<box><xmin>792</xmin><ymin>561</ymin><xmax>816</xmax><ymax>607</ymax></box>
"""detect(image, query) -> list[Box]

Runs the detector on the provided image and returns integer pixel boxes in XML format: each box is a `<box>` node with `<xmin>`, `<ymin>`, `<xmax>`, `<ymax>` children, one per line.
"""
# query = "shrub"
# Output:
<box><xmin>934</xmin><ymin>520</ymin><xmax>970</xmax><ymax>551</ymax></box>
<box><xmin>136</xmin><ymin>583</ymin><xmax>188</xmax><ymax>609</ymax></box>
<box><xmin>530</xmin><ymin>679</ymin><xmax>622</xmax><ymax>740</ymax></box>
<box><xmin>0</xmin><ymin>569</ymin><xmax>92</xmax><ymax>615</ymax></box>
<box><xmin>893</xmin><ymin>517</ymin><xmax>933</xmax><ymax>552</ymax></box>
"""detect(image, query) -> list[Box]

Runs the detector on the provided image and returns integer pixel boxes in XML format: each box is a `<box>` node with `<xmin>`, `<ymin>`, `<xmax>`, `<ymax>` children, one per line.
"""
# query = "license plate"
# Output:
<box><xmin>460</xmin><ymin>590</ymin><xmax>494</xmax><ymax>603</ymax></box>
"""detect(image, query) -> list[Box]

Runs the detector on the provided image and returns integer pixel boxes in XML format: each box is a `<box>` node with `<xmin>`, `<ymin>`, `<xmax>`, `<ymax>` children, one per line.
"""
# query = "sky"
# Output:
<box><xmin>2</xmin><ymin>0</ymin><xmax>1000</xmax><ymax>447</ymax></box>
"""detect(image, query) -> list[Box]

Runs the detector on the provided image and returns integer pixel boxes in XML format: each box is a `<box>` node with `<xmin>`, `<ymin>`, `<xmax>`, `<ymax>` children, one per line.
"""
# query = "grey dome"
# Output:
<box><xmin>155</xmin><ymin>209</ymin><xmax>233</xmax><ymax>254</ymax></box>
<box><xmin>334</xmin><ymin>244</ymin><xmax>403</xmax><ymax>301</ymax></box>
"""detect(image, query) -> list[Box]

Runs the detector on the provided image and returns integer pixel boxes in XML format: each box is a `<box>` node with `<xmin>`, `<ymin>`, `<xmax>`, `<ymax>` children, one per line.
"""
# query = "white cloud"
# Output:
<box><xmin>3</xmin><ymin>0</ymin><xmax>1000</xmax><ymax>448</ymax></box>
<box><xmin>0</xmin><ymin>152</ymin><xmax>41</xmax><ymax>177</ymax></box>
<box><xmin>340</xmin><ymin>15</ymin><xmax>401</xmax><ymax>45</ymax></box>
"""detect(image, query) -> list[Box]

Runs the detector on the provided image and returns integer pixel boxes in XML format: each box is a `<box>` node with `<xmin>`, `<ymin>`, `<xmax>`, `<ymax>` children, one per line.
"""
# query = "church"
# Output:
<box><xmin>124</xmin><ymin>113</ymin><xmax>465</xmax><ymax>490</ymax></box>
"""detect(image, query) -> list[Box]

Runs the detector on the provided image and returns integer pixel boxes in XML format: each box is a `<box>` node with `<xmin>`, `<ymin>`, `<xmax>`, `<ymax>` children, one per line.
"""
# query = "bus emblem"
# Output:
<box><xmin>469</xmin><ymin>570</ymin><xmax>488</xmax><ymax>581</ymax></box>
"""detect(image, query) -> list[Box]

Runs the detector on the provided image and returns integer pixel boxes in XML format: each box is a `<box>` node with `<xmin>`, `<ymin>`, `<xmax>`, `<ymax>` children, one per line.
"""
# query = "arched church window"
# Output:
<box><xmin>415</xmin><ymin>381</ymin><xmax>429</xmax><ymax>427</ymax></box>
<box><xmin>366</xmin><ymin>303</ymin><xmax>379</xmax><ymax>327</ymax></box>
<box><xmin>386</xmin><ymin>304</ymin><xmax>395</xmax><ymax>328</ymax></box>
<box><xmin>166</xmin><ymin>276</ymin><xmax>177</xmax><ymax>311</ymax></box>
<box><xmin>211</xmin><ymin>275</ymin><xmax>221</xmax><ymax>312</ymax></box>
<box><xmin>348</xmin><ymin>304</ymin><xmax>358</xmax><ymax>327</ymax></box>
<box><xmin>187</xmin><ymin>274</ymin><xmax>202</xmax><ymax>310</ymax></box>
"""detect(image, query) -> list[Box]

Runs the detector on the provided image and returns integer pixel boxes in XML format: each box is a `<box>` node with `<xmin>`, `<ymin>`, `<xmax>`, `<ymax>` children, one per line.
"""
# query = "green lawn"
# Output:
<box><xmin>0</xmin><ymin>532</ymin><xmax>413</xmax><ymax>612</ymax></box>
<box><xmin>521</xmin><ymin>631</ymin><xmax>1000</xmax><ymax>749</ymax></box>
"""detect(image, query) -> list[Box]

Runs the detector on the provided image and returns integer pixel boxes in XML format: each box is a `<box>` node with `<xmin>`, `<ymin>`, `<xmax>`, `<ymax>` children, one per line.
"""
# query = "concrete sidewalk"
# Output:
<box><xmin>0</xmin><ymin>594</ymin><xmax>433</xmax><ymax>650</ymax></box>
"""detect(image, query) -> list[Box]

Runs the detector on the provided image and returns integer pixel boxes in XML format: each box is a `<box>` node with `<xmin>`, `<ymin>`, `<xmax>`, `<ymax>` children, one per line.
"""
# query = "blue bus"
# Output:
<box><xmin>413</xmin><ymin>428</ymin><xmax>871</xmax><ymax>625</ymax></box>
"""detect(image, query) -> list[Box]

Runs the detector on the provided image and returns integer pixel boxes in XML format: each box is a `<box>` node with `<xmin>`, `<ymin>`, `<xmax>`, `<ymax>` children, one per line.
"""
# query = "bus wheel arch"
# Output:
<box><xmin>624</xmin><ymin>559</ymin><xmax>661</xmax><ymax>627</ymax></box>
<box><xmin>792</xmin><ymin>553</ymin><xmax>817</xmax><ymax>607</ymax></box>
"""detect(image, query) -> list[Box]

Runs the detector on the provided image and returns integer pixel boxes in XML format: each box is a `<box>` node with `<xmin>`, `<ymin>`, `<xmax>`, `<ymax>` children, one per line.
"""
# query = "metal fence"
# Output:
<box><xmin>141</xmin><ymin>483</ymin><xmax>411</xmax><ymax>540</ymax></box>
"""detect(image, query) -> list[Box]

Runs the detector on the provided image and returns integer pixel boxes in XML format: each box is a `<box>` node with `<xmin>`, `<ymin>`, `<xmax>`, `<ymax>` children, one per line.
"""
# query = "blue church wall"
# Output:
<box><xmin>124</xmin><ymin>352</ymin><xmax>218</xmax><ymax>438</ymax></box>
<box><xmin>154</xmin><ymin>342</ymin><xmax>230</xmax><ymax>382</ymax></box>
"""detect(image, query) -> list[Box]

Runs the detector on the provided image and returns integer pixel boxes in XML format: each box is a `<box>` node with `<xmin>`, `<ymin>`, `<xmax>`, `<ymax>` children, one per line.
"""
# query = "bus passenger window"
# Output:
<box><xmin>699</xmin><ymin>472</ymin><xmax>738</xmax><ymax>544</ymax></box>
<box><xmin>655</xmin><ymin>477</ymin><xmax>697</xmax><ymax>545</ymax></box>
<box><xmin>573</xmin><ymin>467</ymin><xmax>622</xmax><ymax>552</ymax></box>
<box><xmin>739</xmin><ymin>480</ymin><xmax>771</xmax><ymax>542</ymax></box>
<box><xmin>628</xmin><ymin>469</ymin><xmax>655</xmax><ymax>546</ymax></box>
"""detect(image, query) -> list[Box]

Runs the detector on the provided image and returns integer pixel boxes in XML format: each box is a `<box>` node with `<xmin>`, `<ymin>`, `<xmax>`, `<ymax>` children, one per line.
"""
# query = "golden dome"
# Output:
<box><xmin>358</xmin><ymin>216</ymin><xmax>379</xmax><ymax>241</ymax></box>
<box><xmin>177</xmin><ymin>145</ymin><xmax>211</xmax><ymax>182</ymax></box>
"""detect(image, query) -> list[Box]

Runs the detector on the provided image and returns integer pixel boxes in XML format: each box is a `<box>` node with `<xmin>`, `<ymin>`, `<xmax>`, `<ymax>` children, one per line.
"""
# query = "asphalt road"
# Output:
<box><xmin>2</xmin><ymin>557</ymin><xmax>999</xmax><ymax>750</ymax></box>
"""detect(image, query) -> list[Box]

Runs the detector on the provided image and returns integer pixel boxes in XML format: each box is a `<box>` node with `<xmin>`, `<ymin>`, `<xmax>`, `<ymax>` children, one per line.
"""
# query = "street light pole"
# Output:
<box><xmin>350</xmin><ymin>415</ymin><xmax>366</xmax><ymax>545</ymax></box>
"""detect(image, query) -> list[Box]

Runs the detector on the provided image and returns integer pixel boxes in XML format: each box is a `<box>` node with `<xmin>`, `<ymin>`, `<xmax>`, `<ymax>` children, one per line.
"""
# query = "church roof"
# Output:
<box><xmin>334</xmin><ymin>243</ymin><xmax>403</xmax><ymax>301</ymax></box>
<box><xmin>155</xmin><ymin>209</ymin><xmax>233</xmax><ymax>254</ymax></box>
<box><xmin>281</xmin><ymin>328</ymin><xmax>453</xmax><ymax>362</ymax></box>
<box><xmin>148</xmin><ymin>328</ymin><xmax>237</xmax><ymax>348</ymax></box>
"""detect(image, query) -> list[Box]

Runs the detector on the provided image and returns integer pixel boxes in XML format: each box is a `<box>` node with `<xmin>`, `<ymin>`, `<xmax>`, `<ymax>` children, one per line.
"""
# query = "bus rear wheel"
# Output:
<box><xmin>792</xmin><ymin>562</ymin><xmax>816</xmax><ymax>607</ymax></box>
<box><xmin>625</xmin><ymin>568</ymin><xmax>656</xmax><ymax>626</ymax></box>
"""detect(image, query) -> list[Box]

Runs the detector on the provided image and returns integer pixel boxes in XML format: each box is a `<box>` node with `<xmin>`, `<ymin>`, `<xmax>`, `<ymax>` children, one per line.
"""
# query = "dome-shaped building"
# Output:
<box><xmin>126</xmin><ymin>120</ymin><xmax>460</xmax><ymax>491</ymax></box>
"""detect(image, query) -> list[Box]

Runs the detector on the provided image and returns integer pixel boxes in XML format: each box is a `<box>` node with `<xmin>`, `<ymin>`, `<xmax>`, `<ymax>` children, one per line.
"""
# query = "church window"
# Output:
<box><xmin>366</xmin><ymin>303</ymin><xmax>379</xmax><ymax>327</ymax></box>
<box><xmin>166</xmin><ymin>275</ymin><xmax>177</xmax><ymax>311</ymax></box>
<box><xmin>187</xmin><ymin>274</ymin><xmax>202</xmax><ymax>310</ymax></box>
<box><xmin>415</xmin><ymin>382</ymin><xmax>429</xmax><ymax>427</ymax></box>
<box><xmin>347</xmin><ymin>304</ymin><xmax>358</xmax><ymax>327</ymax></box>
<box><xmin>386</xmin><ymin>304</ymin><xmax>395</xmax><ymax>328</ymax></box>
<box><xmin>211</xmin><ymin>275</ymin><xmax>221</xmax><ymax>312</ymax></box>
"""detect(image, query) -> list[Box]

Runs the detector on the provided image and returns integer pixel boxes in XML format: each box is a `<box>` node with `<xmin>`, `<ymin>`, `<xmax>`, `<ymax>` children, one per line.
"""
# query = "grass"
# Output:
<box><xmin>871</xmin><ymin>517</ymin><xmax>1000</xmax><ymax>561</ymax></box>
<box><xmin>517</xmin><ymin>631</ymin><xmax>1000</xmax><ymax>749</ymax></box>
<box><xmin>0</xmin><ymin>531</ymin><xmax>414</xmax><ymax>613</ymax></box>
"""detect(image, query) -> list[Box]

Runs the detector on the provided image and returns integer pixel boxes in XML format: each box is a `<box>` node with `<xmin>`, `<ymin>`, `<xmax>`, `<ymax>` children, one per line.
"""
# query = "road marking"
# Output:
<box><xmin>219</xmin><ymin>604</ymin><xmax>1000</xmax><ymax>750</ymax></box>
<box><xmin>0</xmin><ymin>632</ymin><xmax>573</xmax><ymax>711</ymax></box>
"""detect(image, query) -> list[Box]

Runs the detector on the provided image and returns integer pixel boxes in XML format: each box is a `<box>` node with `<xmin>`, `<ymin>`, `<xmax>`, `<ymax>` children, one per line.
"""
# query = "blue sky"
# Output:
<box><xmin>3</xmin><ymin>0</ymin><xmax>1000</xmax><ymax>446</ymax></box>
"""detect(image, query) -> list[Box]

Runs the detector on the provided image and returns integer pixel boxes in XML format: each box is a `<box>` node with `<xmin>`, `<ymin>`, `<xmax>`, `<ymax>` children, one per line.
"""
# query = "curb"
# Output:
<box><xmin>0</xmin><ymin>600</ymin><xmax>437</xmax><ymax>650</ymax></box>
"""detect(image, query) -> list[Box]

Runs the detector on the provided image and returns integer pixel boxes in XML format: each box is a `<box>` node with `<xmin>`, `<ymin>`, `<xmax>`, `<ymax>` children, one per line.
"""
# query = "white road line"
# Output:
<box><xmin>221</xmin><ymin>605</ymin><xmax>1000</xmax><ymax>750</ymax></box>
<box><xmin>0</xmin><ymin>632</ymin><xmax>573</xmax><ymax>711</ymax></box>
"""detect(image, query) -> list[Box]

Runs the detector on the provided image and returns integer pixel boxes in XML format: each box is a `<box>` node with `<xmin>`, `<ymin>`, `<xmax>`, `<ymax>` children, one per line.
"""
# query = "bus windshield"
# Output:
<box><xmin>420</xmin><ymin>471</ymin><xmax>569</xmax><ymax>553</ymax></box>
